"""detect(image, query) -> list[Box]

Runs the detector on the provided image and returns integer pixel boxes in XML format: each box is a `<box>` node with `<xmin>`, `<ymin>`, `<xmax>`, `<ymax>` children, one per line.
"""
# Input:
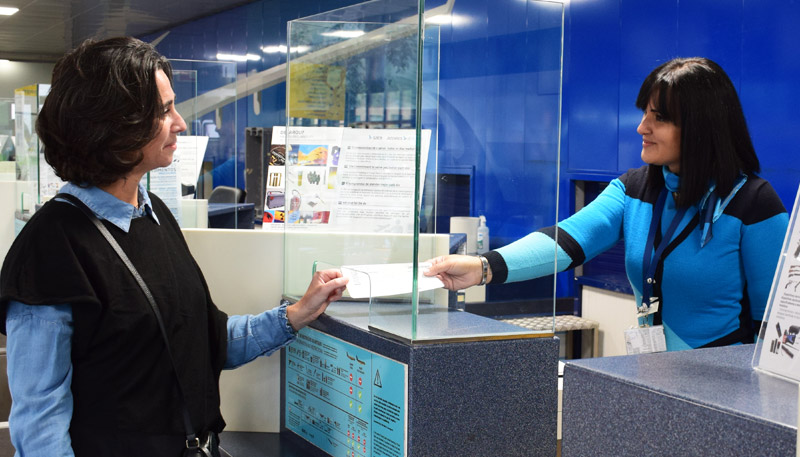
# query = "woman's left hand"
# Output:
<box><xmin>286</xmin><ymin>269</ymin><xmax>349</xmax><ymax>331</ymax></box>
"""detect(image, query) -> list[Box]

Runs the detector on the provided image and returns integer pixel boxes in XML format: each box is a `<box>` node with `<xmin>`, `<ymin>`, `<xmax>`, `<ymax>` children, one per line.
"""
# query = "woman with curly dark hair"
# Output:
<box><xmin>1</xmin><ymin>37</ymin><xmax>348</xmax><ymax>456</ymax></box>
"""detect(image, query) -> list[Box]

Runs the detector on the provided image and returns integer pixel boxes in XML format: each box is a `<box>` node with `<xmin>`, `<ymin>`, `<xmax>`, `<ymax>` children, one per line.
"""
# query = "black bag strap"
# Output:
<box><xmin>55</xmin><ymin>193</ymin><xmax>202</xmax><ymax>449</ymax></box>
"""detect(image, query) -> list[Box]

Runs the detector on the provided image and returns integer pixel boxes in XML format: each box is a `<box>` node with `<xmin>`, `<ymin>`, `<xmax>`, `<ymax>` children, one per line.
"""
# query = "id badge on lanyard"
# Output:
<box><xmin>625</xmin><ymin>188</ymin><xmax>686</xmax><ymax>355</ymax></box>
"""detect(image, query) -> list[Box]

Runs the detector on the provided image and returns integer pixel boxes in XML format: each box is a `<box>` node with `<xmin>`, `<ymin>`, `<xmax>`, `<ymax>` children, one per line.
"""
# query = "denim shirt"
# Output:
<box><xmin>5</xmin><ymin>182</ymin><xmax>296</xmax><ymax>457</ymax></box>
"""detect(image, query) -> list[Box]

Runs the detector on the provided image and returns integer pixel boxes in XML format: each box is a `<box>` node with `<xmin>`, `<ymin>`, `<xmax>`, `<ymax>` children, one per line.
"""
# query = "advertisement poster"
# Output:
<box><xmin>264</xmin><ymin>126</ymin><xmax>431</xmax><ymax>233</ymax></box>
<box><xmin>263</xmin><ymin>126</ymin><xmax>343</xmax><ymax>227</ymax></box>
<box><xmin>756</xmin><ymin>186</ymin><xmax>800</xmax><ymax>381</ymax></box>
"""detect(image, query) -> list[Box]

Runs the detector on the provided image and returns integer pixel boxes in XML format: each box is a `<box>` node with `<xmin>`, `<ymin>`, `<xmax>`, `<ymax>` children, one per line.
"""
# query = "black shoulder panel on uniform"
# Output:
<box><xmin>723</xmin><ymin>176</ymin><xmax>787</xmax><ymax>225</ymax></box>
<box><xmin>619</xmin><ymin>165</ymin><xmax>660</xmax><ymax>204</ymax></box>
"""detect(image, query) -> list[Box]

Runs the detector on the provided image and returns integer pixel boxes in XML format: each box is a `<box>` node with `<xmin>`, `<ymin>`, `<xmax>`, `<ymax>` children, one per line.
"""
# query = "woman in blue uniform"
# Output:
<box><xmin>426</xmin><ymin>57</ymin><xmax>788</xmax><ymax>351</ymax></box>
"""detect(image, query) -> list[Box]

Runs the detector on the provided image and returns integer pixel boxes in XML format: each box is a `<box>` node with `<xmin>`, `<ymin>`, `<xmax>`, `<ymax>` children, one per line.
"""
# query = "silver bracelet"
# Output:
<box><xmin>477</xmin><ymin>255</ymin><xmax>489</xmax><ymax>286</ymax></box>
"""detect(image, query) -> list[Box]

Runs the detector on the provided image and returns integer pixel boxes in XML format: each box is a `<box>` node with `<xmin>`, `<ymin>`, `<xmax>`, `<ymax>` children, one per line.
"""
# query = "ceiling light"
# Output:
<box><xmin>261</xmin><ymin>45</ymin><xmax>287</xmax><ymax>54</ymax></box>
<box><xmin>321</xmin><ymin>30</ymin><xmax>365</xmax><ymax>39</ymax></box>
<box><xmin>426</xmin><ymin>14</ymin><xmax>469</xmax><ymax>26</ymax></box>
<box><xmin>216</xmin><ymin>53</ymin><xmax>260</xmax><ymax>62</ymax></box>
<box><xmin>0</xmin><ymin>6</ymin><xmax>19</xmax><ymax>15</ymax></box>
<box><xmin>261</xmin><ymin>45</ymin><xmax>310</xmax><ymax>54</ymax></box>
<box><xmin>426</xmin><ymin>15</ymin><xmax>452</xmax><ymax>25</ymax></box>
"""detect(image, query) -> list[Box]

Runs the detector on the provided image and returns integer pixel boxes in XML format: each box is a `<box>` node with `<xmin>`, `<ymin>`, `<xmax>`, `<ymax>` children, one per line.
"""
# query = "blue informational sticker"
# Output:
<box><xmin>285</xmin><ymin>328</ymin><xmax>408</xmax><ymax>457</ymax></box>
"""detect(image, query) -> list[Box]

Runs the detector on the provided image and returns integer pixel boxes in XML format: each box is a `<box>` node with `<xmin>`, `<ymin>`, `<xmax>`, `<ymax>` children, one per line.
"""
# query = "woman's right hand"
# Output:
<box><xmin>423</xmin><ymin>254</ymin><xmax>488</xmax><ymax>291</ymax></box>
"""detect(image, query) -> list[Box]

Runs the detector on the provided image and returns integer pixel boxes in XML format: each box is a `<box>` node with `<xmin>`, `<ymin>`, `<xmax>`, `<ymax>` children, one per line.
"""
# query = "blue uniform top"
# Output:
<box><xmin>488</xmin><ymin>165</ymin><xmax>788</xmax><ymax>351</ymax></box>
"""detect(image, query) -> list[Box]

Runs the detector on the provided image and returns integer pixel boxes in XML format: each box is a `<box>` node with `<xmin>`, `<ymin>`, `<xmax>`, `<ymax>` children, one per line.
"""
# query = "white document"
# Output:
<box><xmin>175</xmin><ymin>136</ymin><xmax>209</xmax><ymax>186</ymax></box>
<box><xmin>341</xmin><ymin>262</ymin><xmax>444</xmax><ymax>299</ymax></box>
<box><xmin>331</xmin><ymin>128</ymin><xmax>431</xmax><ymax>233</ymax></box>
<box><xmin>624</xmin><ymin>326</ymin><xmax>666</xmax><ymax>355</ymax></box>
<box><xmin>756</xmin><ymin>185</ymin><xmax>800</xmax><ymax>381</ymax></box>
<box><xmin>148</xmin><ymin>158</ymin><xmax>181</xmax><ymax>223</ymax></box>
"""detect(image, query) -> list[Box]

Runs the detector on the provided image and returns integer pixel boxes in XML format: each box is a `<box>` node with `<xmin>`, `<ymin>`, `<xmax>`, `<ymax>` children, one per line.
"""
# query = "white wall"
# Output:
<box><xmin>0</xmin><ymin>60</ymin><xmax>54</xmax><ymax>98</ymax></box>
<box><xmin>580</xmin><ymin>286</ymin><xmax>638</xmax><ymax>357</ymax></box>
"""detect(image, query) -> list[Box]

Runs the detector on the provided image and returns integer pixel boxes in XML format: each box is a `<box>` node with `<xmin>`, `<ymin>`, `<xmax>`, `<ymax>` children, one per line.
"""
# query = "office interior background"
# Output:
<box><xmin>1</xmin><ymin>0</ymin><xmax>799</xmax><ymax>310</ymax></box>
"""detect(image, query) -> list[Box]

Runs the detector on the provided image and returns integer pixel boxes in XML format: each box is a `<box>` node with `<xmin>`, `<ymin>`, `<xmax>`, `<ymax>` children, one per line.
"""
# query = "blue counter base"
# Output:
<box><xmin>562</xmin><ymin>345</ymin><xmax>797</xmax><ymax>456</ymax></box>
<box><xmin>282</xmin><ymin>304</ymin><xmax>560</xmax><ymax>457</ymax></box>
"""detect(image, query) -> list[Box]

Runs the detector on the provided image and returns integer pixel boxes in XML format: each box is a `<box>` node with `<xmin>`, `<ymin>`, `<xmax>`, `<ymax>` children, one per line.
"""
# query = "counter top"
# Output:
<box><xmin>562</xmin><ymin>344</ymin><xmax>798</xmax><ymax>455</ymax></box>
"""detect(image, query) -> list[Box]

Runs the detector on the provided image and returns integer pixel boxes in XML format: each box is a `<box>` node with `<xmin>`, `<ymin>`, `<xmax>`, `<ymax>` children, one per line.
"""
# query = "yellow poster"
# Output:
<box><xmin>289</xmin><ymin>62</ymin><xmax>346</xmax><ymax>121</ymax></box>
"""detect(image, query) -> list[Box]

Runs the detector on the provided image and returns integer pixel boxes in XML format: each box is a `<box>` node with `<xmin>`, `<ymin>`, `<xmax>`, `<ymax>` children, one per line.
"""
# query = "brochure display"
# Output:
<box><xmin>754</xmin><ymin>185</ymin><xmax>800</xmax><ymax>382</ymax></box>
<box><xmin>282</xmin><ymin>0</ymin><xmax>564</xmax><ymax>344</ymax></box>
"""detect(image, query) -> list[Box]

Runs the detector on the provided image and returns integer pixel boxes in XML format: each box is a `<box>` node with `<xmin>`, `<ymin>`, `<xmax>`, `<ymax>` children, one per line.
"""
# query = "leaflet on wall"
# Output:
<box><xmin>263</xmin><ymin>126</ymin><xmax>430</xmax><ymax>233</ymax></box>
<box><xmin>175</xmin><ymin>135</ymin><xmax>209</xmax><ymax>189</ymax></box>
<box><xmin>148</xmin><ymin>157</ymin><xmax>181</xmax><ymax>224</ymax></box>
<box><xmin>754</xmin><ymin>185</ymin><xmax>800</xmax><ymax>382</ymax></box>
<box><xmin>330</xmin><ymin>128</ymin><xmax>430</xmax><ymax>233</ymax></box>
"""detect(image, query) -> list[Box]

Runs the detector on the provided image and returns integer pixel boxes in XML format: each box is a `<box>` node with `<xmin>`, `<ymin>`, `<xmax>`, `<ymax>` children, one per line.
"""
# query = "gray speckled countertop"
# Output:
<box><xmin>323</xmin><ymin>300</ymin><xmax>545</xmax><ymax>342</ymax></box>
<box><xmin>562</xmin><ymin>345</ymin><xmax>798</xmax><ymax>456</ymax></box>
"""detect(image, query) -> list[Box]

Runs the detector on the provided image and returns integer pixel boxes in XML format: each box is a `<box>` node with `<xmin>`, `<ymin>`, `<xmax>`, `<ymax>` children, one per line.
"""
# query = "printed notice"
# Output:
<box><xmin>285</xmin><ymin>328</ymin><xmax>408</xmax><ymax>457</ymax></box>
<box><xmin>331</xmin><ymin>129</ymin><xmax>431</xmax><ymax>233</ymax></box>
<box><xmin>756</xmin><ymin>185</ymin><xmax>800</xmax><ymax>381</ymax></box>
<box><xmin>266</xmin><ymin>126</ymin><xmax>432</xmax><ymax>233</ymax></box>
<box><xmin>148</xmin><ymin>157</ymin><xmax>181</xmax><ymax>223</ymax></box>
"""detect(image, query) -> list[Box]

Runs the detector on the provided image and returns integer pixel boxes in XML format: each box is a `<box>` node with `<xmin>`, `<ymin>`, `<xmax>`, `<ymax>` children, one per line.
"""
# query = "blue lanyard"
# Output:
<box><xmin>641</xmin><ymin>188</ymin><xmax>688</xmax><ymax>309</ymax></box>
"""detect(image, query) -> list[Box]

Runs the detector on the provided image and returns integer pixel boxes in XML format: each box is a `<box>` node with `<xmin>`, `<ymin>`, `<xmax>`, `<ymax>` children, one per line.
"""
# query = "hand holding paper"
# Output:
<box><xmin>341</xmin><ymin>263</ymin><xmax>444</xmax><ymax>299</ymax></box>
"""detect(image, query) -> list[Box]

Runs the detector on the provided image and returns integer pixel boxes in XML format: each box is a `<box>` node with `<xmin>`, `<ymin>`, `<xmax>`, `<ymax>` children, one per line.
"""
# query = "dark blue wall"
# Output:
<box><xmin>145</xmin><ymin>0</ymin><xmax>800</xmax><ymax>301</ymax></box>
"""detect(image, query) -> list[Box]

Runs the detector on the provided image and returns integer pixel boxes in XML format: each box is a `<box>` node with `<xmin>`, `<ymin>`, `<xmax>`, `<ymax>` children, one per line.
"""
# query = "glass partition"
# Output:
<box><xmin>284</xmin><ymin>0</ymin><xmax>563</xmax><ymax>342</ymax></box>
<box><xmin>0</xmin><ymin>98</ymin><xmax>14</xmax><ymax>181</ymax></box>
<box><xmin>13</xmin><ymin>84</ymin><xmax>50</xmax><ymax>225</ymax></box>
<box><xmin>170</xmin><ymin>59</ymin><xmax>244</xmax><ymax>228</ymax></box>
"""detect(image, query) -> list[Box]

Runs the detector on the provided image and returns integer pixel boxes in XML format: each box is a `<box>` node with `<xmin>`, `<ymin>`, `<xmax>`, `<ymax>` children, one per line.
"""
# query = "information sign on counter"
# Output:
<box><xmin>285</xmin><ymin>327</ymin><xmax>408</xmax><ymax>457</ymax></box>
<box><xmin>755</xmin><ymin>185</ymin><xmax>800</xmax><ymax>382</ymax></box>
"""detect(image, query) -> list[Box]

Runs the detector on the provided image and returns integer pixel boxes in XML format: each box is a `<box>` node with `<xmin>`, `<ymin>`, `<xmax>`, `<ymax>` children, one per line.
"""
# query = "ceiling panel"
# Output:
<box><xmin>0</xmin><ymin>0</ymin><xmax>258</xmax><ymax>62</ymax></box>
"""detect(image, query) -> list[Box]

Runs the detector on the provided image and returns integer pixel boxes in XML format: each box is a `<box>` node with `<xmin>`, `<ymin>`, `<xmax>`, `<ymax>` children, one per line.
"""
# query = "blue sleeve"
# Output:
<box><xmin>742</xmin><ymin>211</ymin><xmax>789</xmax><ymax>322</ymax></box>
<box><xmin>495</xmin><ymin>232</ymin><xmax>573</xmax><ymax>283</ymax></box>
<box><xmin>494</xmin><ymin>178</ymin><xmax>626</xmax><ymax>284</ymax></box>
<box><xmin>6</xmin><ymin>301</ymin><xmax>75</xmax><ymax>457</ymax></box>
<box><xmin>224</xmin><ymin>302</ymin><xmax>297</xmax><ymax>369</ymax></box>
<box><xmin>557</xmin><ymin>178</ymin><xmax>626</xmax><ymax>261</ymax></box>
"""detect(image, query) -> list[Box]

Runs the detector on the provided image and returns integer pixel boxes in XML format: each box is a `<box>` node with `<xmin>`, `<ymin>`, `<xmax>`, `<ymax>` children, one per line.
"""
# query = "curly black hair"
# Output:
<box><xmin>36</xmin><ymin>37</ymin><xmax>173</xmax><ymax>187</ymax></box>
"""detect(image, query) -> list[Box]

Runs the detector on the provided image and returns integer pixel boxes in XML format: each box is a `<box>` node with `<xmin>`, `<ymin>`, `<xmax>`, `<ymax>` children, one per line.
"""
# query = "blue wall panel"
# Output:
<box><xmin>741</xmin><ymin>0</ymin><xmax>800</xmax><ymax>213</ymax></box>
<box><xmin>565</xmin><ymin>0</ymin><xmax>619</xmax><ymax>175</ymax></box>
<box><xmin>140</xmin><ymin>0</ymin><xmax>800</xmax><ymax>303</ymax></box>
<box><xmin>617</xmin><ymin>0</ymin><xmax>677</xmax><ymax>172</ymax></box>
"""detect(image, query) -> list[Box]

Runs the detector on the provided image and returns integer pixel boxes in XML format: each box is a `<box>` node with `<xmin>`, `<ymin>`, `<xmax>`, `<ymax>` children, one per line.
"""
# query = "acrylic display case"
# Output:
<box><xmin>168</xmin><ymin>59</ymin><xmax>249</xmax><ymax>229</ymax></box>
<box><xmin>281</xmin><ymin>0</ymin><xmax>563</xmax><ymax>343</ymax></box>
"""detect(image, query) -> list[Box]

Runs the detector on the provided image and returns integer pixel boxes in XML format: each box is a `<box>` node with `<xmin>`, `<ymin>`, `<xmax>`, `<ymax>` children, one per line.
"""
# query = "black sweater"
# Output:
<box><xmin>0</xmin><ymin>193</ymin><xmax>228</xmax><ymax>456</ymax></box>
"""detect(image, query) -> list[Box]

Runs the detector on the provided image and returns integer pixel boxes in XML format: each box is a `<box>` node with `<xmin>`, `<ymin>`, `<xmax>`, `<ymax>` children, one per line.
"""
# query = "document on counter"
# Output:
<box><xmin>341</xmin><ymin>262</ymin><xmax>444</xmax><ymax>299</ymax></box>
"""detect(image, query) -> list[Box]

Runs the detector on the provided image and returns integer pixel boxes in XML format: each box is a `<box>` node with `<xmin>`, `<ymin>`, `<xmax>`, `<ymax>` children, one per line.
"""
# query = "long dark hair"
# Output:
<box><xmin>636</xmin><ymin>57</ymin><xmax>760</xmax><ymax>207</ymax></box>
<box><xmin>37</xmin><ymin>37</ymin><xmax>173</xmax><ymax>186</ymax></box>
